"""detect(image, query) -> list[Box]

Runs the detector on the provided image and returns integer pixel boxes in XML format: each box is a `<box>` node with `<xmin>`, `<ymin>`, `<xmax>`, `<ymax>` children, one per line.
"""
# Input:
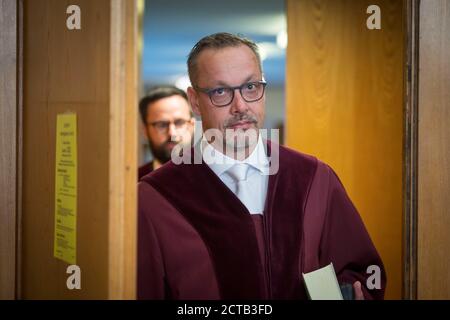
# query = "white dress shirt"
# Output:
<box><xmin>201</xmin><ymin>135</ymin><xmax>270</xmax><ymax>215</ymax></box>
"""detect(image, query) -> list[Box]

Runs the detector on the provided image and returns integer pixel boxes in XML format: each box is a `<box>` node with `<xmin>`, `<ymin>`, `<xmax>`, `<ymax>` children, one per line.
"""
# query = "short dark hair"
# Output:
<box><xmin>139</xmin><ymin>86</ymin><xmax>188</xmax><ymax>124</ymax></box>
<box><xmin>187</xmin><ymin>32</ymin><xmax>262</xmax><ymax>86</ymax></box>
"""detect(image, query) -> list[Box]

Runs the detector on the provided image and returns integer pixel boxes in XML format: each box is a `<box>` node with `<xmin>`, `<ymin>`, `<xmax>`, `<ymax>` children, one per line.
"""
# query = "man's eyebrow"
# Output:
<box><xmin>213</xmin><ymin>75</ymin><xmax>257</xmax><ymax>87</ymax></box>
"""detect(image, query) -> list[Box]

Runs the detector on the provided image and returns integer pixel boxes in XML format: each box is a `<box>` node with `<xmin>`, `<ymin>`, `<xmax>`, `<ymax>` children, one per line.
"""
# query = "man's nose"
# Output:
<box><xmin>168</xmin><ymin>122</ymin><xmax>178</xmax><ymax>138</ymax></box>
<box><xmin>229</xmin><ymin>90</ymin><xmax>248</xmax><ymax>114</ymax></box>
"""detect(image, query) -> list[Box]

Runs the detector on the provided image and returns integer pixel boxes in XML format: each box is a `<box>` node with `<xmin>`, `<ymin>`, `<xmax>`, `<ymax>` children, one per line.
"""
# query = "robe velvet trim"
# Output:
<box><xmin>141</xmin><ymin>141</ymin><xmax>318</xmax><ymax>299</ymax></box>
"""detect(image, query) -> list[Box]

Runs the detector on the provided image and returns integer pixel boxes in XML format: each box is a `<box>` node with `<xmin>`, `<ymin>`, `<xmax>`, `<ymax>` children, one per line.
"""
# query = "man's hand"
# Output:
<box><xmin>353</xmin><ymin>281</ymin><xmax>365</xmax><ymax>300</ymax></box>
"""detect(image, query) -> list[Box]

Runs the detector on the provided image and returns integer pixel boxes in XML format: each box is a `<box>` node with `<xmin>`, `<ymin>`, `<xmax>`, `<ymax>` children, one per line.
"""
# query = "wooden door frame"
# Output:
<box><xmin>1</xmin><ymin>0</ymin><xmax>138</xmax><ymax>299</ymax></box>
<box><xmin>403</xmin><ymin>0</ymin><xmax>419</xmax><ymax>300</ymax></box>
<box><xmin>0</xmin><ymin>0</ymin><xmax>23</xmax><ymax>300</ymax></box>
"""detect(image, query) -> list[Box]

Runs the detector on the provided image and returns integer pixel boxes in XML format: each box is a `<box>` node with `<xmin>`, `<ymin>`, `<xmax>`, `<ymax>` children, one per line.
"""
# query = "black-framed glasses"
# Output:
<box><xmin>148</xmin><ymin>118</ymin><xmax>191</xmax><ymax>134</ymax></box>
<box><xmin>194</xmin><ymin>80</ymin><xmax>267</xmax><ymax>107</ymax></box>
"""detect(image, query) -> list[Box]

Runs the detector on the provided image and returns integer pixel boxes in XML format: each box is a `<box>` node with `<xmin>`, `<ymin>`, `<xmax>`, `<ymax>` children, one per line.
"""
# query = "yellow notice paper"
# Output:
<box><xmin>302</xmin><ymin>263</ymin><xmax>344</xmax><ymax>300</ymax></box>
<box><xmin>54</xmin><ymin>113</ymin><xmax>77</xmax><ymax>265</ymax></box>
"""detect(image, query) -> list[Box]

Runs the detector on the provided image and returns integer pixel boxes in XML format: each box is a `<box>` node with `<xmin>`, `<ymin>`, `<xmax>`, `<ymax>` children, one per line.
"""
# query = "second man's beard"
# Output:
<box><xmin>148</xmin><ymin>139</ymin><xmax>177</xmax><ymax>164</ymax></box>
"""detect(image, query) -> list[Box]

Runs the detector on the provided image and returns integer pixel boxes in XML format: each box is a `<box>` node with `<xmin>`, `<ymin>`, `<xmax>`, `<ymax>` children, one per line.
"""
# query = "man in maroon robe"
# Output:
<box><xmin>138</xmin><ymin>86</ymin><xmax>194</xmax><ymax>180</ymax></box>
<box><xmin>138</xmin><ymin>33</ymin><xmax>386</xmax><ymax>300</ymax></box>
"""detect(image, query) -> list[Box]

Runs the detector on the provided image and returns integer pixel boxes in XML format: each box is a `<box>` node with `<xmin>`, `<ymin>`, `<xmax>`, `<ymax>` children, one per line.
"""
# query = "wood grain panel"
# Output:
<box><xmin>403</xmin><ymin>0</ymin><xmax>419</xmax><ymax>300</ymax></box>
<box><xmin>417</xmin><ymin>0</ymin><xmax>450</xmax><ymax>300</ymax></box>
<box><xmin>21</xmin><ymin>0</ymin><xmax>136</xmax><ymax>299</ymax></box>
<box><xmin>108</xmin><ymin>0</ymin><xmax>138</xmax><ymax>300</ymax></box>
<box><xmin>0</xmin><ymin>0</ymin><xmax>18</xmax><ymax>300</ymax></box>
<box><xmin>286</xmin><ymin>0</ymin><xmax>404</xmax><ymax>299</ymax></box>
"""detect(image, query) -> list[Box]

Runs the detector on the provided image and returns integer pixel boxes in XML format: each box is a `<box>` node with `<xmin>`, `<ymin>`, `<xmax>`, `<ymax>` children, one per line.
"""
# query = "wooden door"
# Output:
<box><xmin>0</xmin><ymin>0</ymin><xmax>20</xmax><ymax>300</ymax></box>
<box><xmin>417</xmin><ymin>0</ymin><xmax>450</xmax><ymax>300</ymax></box>
<box><xmin>286</xmin><ymin>0</ymin><xmax>404</xmax><ymax>299</ymax></box>
<box><xmin>18</xmin><ymin>0</ymin><xmax>137</xmax><ymax>299</ymax></box>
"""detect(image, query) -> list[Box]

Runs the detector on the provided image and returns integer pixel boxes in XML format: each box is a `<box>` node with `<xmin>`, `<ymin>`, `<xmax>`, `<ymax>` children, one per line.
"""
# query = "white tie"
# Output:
<box><xmin>225</xmin><ymin>163</ymin><xmax>251</xmax><ymax>203</ymax></box>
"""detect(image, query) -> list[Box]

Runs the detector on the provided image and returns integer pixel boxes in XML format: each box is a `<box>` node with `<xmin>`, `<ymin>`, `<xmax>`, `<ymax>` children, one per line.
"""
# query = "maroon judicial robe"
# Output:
<box><xmin>138</xmin><ymin>161</ymin><xmax>154</xmax><ymax>180</ymax></box>
<box><xmin>138</xmin><ymin>142</ymin><xmax>386</xmax><ymax>300</ymax></box>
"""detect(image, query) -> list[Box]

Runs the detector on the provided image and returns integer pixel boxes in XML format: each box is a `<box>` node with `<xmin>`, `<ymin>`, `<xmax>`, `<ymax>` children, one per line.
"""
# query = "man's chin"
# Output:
<box><xmin>152</xmin><ymin>147</ymin><xmax>174</xmax><ymax>164</ymax></box>
<box><xmin>163</xmin><ymin>141</ymin><xmax>188</xmax><ymax>163</ymax></box>
<box><xmin>225</xmin><ymin>136</ymin><xmax>258</xmax><ymax>151</ymax></box>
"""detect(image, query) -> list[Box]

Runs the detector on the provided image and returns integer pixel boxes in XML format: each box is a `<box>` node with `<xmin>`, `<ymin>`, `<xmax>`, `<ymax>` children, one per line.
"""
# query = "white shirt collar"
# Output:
<box><xmin>201</xmin><ymin>133</ymin><xmax>270</xmax><ymax>177</ymax></box>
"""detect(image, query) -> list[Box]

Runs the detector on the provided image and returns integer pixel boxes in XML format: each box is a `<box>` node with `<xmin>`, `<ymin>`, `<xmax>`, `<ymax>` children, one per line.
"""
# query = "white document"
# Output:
<box><xmin>302</xmin><ymin>263</ymin><xmax>344</xmax><ymax>300</ymax></box>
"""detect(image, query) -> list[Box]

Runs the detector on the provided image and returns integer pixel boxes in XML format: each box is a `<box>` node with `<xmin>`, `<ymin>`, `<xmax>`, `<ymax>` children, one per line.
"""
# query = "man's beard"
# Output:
<box><xmin>148</xmin><ymin>139</ymin><xmax>177</xmax><ymax>164</ymax></box>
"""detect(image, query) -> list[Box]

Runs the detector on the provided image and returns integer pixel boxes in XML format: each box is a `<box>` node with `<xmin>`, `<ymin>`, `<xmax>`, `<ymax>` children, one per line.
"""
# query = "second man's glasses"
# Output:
<box><xmin>149</xmin><ymin>118</ymin><xmax>191</xmax><ymax>134</ymax></box>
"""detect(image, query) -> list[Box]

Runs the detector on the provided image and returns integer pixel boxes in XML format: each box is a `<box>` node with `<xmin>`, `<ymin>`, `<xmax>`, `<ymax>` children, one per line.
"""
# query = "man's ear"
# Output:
<box><xmin>187</xmin><ymin>86</ymin><xmax>201</xmax><ymax>116</ymax></box>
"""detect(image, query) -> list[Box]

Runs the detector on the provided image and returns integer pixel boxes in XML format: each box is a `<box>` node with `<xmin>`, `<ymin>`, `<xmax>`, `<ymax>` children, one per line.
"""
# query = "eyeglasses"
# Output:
<box><xmin>194</xmin><ymin>80</ymin><xmax>267</xmax><ymax>107</ymax></box>
<box><xmin>148</xmin><ymin>118</ymin><xmax>191</xmax><ymax>134</ymax></box>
